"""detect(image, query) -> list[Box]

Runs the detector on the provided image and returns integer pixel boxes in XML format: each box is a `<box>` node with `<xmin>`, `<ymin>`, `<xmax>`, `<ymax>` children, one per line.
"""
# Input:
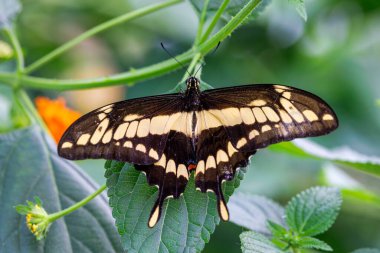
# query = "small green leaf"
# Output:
<box><xmin>269</xmin><ymin>140</ymin><xmax>380</xmax><ymax>177</ymax></box>
<box><xmin>286</xmin><ymin>186</ymin><xmax>342</xmax><ymax>236</ymax></box>
<box><xmin>14</xmin><ymin>205</ymin><xmax>29</xmax><ymax>214</ymax></box>
<box><xmin>296</xmin><ymin>236</ymin><xmax>332</xmax><ymax>251</ymax></box>
<box><xmin>240</xmin><ymin>231</ymin><xmax>283</xmax><ymax>253</ymax></box>
<box><xmin>106</xmin><ymin>160</ymin><xmax>246</xmax><ymax>252</ymax></box>
<box><xmin>267</xmin><ymin>220</ymin><xmax>287</xmax><ymax>239</ymax></box>
<box><xmin>228</xmin><ymin>192</ymin><xmax>285</xmax><ymax>235</ymax></box>
<box><xmin>189</xmin><ymin>0</ymin><xmax>272</xmax><ymax>24</ymax></box>
<box><xmin>288</xmin><ymin>0</ymin><xmax>307</xmax><ymax>21</ymax></box>
<box><xmin>352</xmin><ymin>249</ymin><xmax>380</xmax><ymax>253</ymax></box>
<box><xmin>0</xmin><ymin>0</ymin><xmax>21</xmax><ymax>28</ymax></box>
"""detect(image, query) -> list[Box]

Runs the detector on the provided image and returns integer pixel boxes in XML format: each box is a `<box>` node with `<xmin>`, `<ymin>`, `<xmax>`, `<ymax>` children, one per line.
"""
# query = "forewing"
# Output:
<box><xmin>58</xmin><ymin>94</ymin><xmax>184</xmax><ymax>165</ymax></box>
<box><xmin>200</xmin><ymin>84</ymin><xmax>338</xmax><ymax>152</ymax></box>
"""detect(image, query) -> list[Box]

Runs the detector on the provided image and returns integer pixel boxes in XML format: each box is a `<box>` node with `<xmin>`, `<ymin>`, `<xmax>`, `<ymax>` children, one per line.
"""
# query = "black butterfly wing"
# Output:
<box><xmin>200</xmin><ymin>84</ymin><xmax>339</xmax><ymax>152</ymax></box>
<box><xmin>58</xmin><ymin>93</ymin><xmax>185</xmax><ymax>165</ymax></box>
<box><xmin>191</xmin><ymin>84</ymin><xmax>338</xmax><ymax>221</ymax></box>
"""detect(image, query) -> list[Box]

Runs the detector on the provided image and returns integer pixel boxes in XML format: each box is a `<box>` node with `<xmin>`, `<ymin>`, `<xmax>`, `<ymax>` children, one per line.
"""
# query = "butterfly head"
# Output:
<box><xmin>185</xmin><ymin>77</ymin><xmax>201</xmax><ymax>108</ymax></box>
<box><xmin>186</xmin><ymin>77</ymin><xmax>200</xmax><ymax>93</ymax></box>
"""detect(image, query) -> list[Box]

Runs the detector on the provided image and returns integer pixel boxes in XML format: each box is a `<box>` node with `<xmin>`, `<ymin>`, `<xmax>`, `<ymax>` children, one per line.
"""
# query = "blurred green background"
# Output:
<box><xmin>1</xmin><ymin>0</ymin><xmax>380</xmax><ymax>252</ymax></box>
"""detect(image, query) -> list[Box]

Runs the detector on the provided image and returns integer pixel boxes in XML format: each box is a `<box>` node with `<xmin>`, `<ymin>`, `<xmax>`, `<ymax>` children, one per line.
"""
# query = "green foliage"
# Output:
<box><xmin>189</xmin><ymin>0</ymin><xmax>272</xmax><ymax>23</ymax></box>
<box><xmin>105</xmin><ymin>160</ymin><xmax>246</xmax><ymax>252</ymax></box>
<box><xmin>269</xmin><ymin>140</ymin><xmax>380</xmax><ymax>177</ymax></box>
<box><xmin>238</xmin><ymin>187</ymin><xmax>342</xmax><ymax>252</ymax></box>
<box><xmin>228</xmin><ymin>193</ymin><xmax>285</xmax><ymax>234</ymax></box>
<box><xmin>286</xmin><ymin>187</ymin><xmax>342</xmax><ymax>236</ymax></box>
<box><xmin>0</xmin><ymin>126</ymin><xmax>123</xmax><ymax>252</ymax></box>
<box><xmin>240</xmin><ymin>231</ymin><xmax>284</xmax><ymax>253</ymax></box>
<box><xmin>352</xmin><ymin>249</ymin><xmax>380</xmax><ymax>253</ymax></box>
<box><xmin>15</xmin><ymin>196</ymin><xmax>43</xmax><ymax>215</ymax></box>
<box><xmin>320</xmin><ymin>164</ymin><xmax>380</xmax><ymax>209</ymax></box>
<box><xmin>288</xmin><ymin>0</ymin><xmax>307</xmax><ymax>21</ymax></box>
<box><xmin>0</xmin><ymin>0</ymin><xmax>21</xmax><ymax>28</ymax></box>
<box><xmin>267</xmin><ymin>221</ymin><xmax>287</xmax><ymax>239</ymax></box>
<box><xmin>296</xmin><ymin>237</ymin><xmax>332</xmax><ymax>251</ymax></box>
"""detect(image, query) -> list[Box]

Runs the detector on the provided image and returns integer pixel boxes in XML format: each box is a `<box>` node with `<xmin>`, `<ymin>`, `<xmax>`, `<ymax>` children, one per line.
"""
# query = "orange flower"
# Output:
<box><xmin>35</xmin><ymin>97</ymin><xmax>81</xmax><ymax>143</ymax></box>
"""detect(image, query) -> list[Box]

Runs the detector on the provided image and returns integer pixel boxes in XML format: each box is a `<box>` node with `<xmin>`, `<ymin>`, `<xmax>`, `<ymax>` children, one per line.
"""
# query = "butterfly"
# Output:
<box><xmin>58</xmin><ymin>77</ymin><xmax>338</xmax><ymax>227</ymax></box>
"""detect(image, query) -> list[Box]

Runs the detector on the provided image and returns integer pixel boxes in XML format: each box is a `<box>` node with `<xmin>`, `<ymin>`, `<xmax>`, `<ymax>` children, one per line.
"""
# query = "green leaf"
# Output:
<box><xmin>0</xmin><ymin>126</ymin><xmax>123</xmax><ymax>252</ymax></box>
<box><xmin>320</xmin><ymin>164</ymin><xmax>380</xmax><ymax>208</ymax></box>
<box><xmin>342</xmin><ymin>188</ymin><xmax>380</xmax><ymax>207</ymax></box>
<box><xmin>296</xmin><ymin>236</ymin><xmax>332</xmax><ymax>251</ymax></box>
<box><xmin>0</xmin><ymin>0</ymin><xmax>21</xmax><ymax>28</ymax></box>
<box><xmin>105</xmin><ymin>160</ymin><xmax>246</xmax><ymax>252</ymax></box>
<box><xmin>228</xmin><ymin>192</ymin><xmax>285</xmax><ymax>235</ymax></box>
<box><xmin>14</xmin><ymin>205</ymin><xmax>30</xmax><ymax>214</ymax></box>
<box><xmin>267</xmin><ymin>220</ymin><xmax>287</xmax><ymax>239</ymax></box>
<box><xmin>189</xmin><ymin>0</ymin><xmax>271</xmax><ymax>23</ymax></box>
<box><xmin>269</xmin><ymin>140</ymin><xmax>380</xmax><ymax>177</ymax></box>
<box><xmin>352</xmin><ymin>249</ymin><xmax>380</xmax><ymax>253</ymax></box>
<box><xmin>240</xmin><ymin>231</ymin><xmax>283</xmax><ymax>253</ymax></box>
<box><xmin>286</xmin><ymin>186</ymin><xmax>342</xmax><ymax>236</ymax></box>
<box><xmin>288</xmin><ymin>0</ymin><xmax>307</xmax><ymax>21</ymax></box>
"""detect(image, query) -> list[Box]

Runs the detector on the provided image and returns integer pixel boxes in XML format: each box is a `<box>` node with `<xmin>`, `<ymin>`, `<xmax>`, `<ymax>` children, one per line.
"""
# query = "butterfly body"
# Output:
<box><xmin>58</xmin><ymin>77</ymin><xmax>338</xmax><ymax>227</ymax></box>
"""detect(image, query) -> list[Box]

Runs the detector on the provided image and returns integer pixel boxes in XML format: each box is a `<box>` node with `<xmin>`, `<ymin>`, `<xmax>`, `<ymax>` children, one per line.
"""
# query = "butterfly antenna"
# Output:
<box><xmin>160</xmin><ymin>42</ymin><xmax>191</xmax><ymax>77</ymax></box>
<box><xmin>193</xmin><ymin>41</ymin><xmax>221</xmax><ymax>77</ymax></box>
<box><xmin>210</xmin><ymin>41</ymin><xmax>221</xmax><ymax>56</ymax></box>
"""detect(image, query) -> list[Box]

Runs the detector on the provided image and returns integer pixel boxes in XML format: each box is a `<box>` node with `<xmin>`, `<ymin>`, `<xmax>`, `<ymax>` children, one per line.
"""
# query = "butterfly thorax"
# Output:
<box><xmin>184</xmin><ymin>77</ymin><xmax>201</xmax><ymax>111</ymax></box>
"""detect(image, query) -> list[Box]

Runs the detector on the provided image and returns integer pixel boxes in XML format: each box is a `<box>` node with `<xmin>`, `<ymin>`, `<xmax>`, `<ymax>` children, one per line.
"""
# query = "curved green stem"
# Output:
<box><xmin>48</xmin><ymin>184</ymin><xmax>107</xmax><ymax>222</ymax></box>
<box><xmin>4</xmin><ymin>27</ymin><xmax>49</xmax><ymax>131</ymax></box>
<box><xmin>180</xmin><ymin>52</ymin><xmax>202</xmax><ymax>82</ymax></box>
<box><xmin>0</xmin><ymin>0</ymin><xmax>262</xmax><ymax>91</ymax></box>
<box><xmin>198</xmin><ymin>0</ymin><xmax>261</xmax><ymax>53</ymax></box>
<box><xmin>0</xmin><ymin>49</ymin><xmax>194</xmax><ymax>90</ymax></box>
<box><xmin>200</xmin><ymin>0</ymin><xmax>230</xmax><ymax>43</ymax></box>
<box><xmin>194</xmin><ymin>0</ymin><xmax>209</xmax><ymax>46</ymax></box>
<box><xmin>15</xmin><ymin>89</ymin><xmax>48</xmax><ymax>130</ymax></box>
<box><xmin>24</xmin><ymin>0</ymin><xmax>183</xmax><ymax>74</ymax></box>
<box><xmin>4</xmin><ymin>27</ymin><xmax>24</xmax><ymax>72</ymax></box>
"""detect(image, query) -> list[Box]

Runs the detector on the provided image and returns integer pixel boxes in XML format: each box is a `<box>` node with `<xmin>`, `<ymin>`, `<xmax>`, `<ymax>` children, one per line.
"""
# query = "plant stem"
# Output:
<box><xmin>24</xmin><ymin>0</ymin><xmax>183</xmax><ymax>74</ymax></box>
<box><xmin>0</xmin><ymin>0</ymin><xmax>262</xmax><ymax>91</ymax></box>
<box><xmin>183</xmin><ymin>0</ymin><xmax>209</xmax><ymax>82</ymax></box>
<box><xmin>200</xmin><ymin>0</ymin><xmax>230</xmax><ymax>43</ymax></box>
<box><xmin>181</xmin><ymin>52</ymin><xmax>202</xmax><ymax>82</ymax></box>
<box><xmin>4</xmin><ymin>27</ymin><xmax>49</xmax><ymax>130</ymax></box>
<box><xmin>48</xmin><ymin>184</ymin><xmax>107</xmax><ymax>222</ymax></box>
<box><xmin>4</xmin><ymin>27</ymin><xmax>24</xmax><ymax>72</ymax></box>
<box><xmin>16</xmin><ymin>89</ymin><xmax>49</xmax><ymax>131</ymax></box>
<box><xmin>199</xmin><ymin>0</ymin><xmax>261</xmax><ymax>54</ymax></box>
<box><xmin>194</xmin><ymin>0</ymin><xmax>210</xmax><ymax>46</ymax></box>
